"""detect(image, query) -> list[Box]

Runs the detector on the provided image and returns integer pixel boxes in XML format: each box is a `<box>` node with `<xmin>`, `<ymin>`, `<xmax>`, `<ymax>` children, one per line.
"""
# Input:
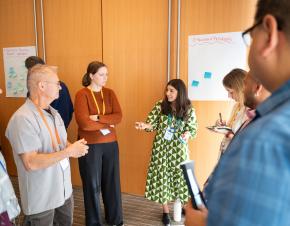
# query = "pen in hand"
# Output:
<box><xmin>219</xmin><ymin>113</ymin><xmax>223</xmax><ymax>124</ymax></box>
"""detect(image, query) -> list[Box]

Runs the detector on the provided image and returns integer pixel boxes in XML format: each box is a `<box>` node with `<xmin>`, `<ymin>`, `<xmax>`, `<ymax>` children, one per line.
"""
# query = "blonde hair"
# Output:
<box><xmin>222</xmin><ymin>68</ymin><xmax>247</xmax><ymax>128</ymax></box>
<box><xmin>223</xmin><ymin>68</ymin><xmax>247</xmax><ymax>104</ymax></box>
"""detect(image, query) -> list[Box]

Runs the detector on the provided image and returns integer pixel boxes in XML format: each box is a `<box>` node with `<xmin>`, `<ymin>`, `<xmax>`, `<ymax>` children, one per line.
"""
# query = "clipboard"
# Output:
<box><xmin>180</xmin><ymin>160</ymin><xmax>206</xmax><ymax>210</ymax></box>
<box><xmin>206</xmin><ymin>125</ymin><xmax>233</xmax><ymax>134</ymax></box>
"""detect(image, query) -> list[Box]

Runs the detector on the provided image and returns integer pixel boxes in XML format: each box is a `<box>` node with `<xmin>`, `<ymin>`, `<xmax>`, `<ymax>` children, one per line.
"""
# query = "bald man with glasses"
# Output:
<box><xmin>6</xmin><ymin>64</ymin><xmax>89</xmax><ymax>226</ymax></box>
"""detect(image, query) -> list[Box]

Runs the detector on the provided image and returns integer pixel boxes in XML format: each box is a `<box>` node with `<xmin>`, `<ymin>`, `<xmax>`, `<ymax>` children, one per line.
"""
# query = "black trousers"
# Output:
<box><xmin>78</xmin><ymin>142</ymin><xmax>123</xmax><ymax>226</ymax></box>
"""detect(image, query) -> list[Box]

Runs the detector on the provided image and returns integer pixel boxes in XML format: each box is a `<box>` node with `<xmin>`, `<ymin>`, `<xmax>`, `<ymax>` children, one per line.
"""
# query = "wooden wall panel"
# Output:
<box><xmin>0</xmin><ymin>0</ymin><xmax>257</xmax><ymax>195</ymax></box>
<box><xmin>0</xmin><ymin>0</ymin><xmax>35</xmax><ymax>175</ymax></box>
<box><xmin>102</xmin><ymin>0</ymin><xmax>169</xmax><ymax>194</ymax></box>
<box><xmin>42</xmin><ymin>0</ymin><xmax>103</xmax><ymax>185</ymax></box>
<box><xmin>178</xmin><ymin>0</ymin><xmax>257</xmax><ymax>185</ymax></box>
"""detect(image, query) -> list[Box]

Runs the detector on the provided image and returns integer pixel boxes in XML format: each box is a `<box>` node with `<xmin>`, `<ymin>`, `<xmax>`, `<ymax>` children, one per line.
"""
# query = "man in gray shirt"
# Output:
<box><xmin>6</xmin><ymin>64</ymin><xmax>88</xmax><ymax>226</ymax></box>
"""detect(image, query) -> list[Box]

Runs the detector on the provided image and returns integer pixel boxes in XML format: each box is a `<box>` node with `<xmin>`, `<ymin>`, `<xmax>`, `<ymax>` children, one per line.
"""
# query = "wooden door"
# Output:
<box><xmin>0</xmin><ymin>0</ymin><xmax>35</xmax><ymax>175</ymax></box>
<box><xmin>102</xmin><ymin>0</ymin><xmax>169</xmax><ymax>194</ymax></box>
<box><xmin>42</xmin><ymin>0</ymin><xmax>103</xmax><ymax>185</ymax></box>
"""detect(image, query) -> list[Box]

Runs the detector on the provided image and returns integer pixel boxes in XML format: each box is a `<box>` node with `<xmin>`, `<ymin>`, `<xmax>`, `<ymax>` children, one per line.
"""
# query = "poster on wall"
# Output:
<box><xmin>188</xmin><ymin>32</ymin><xmax>247</xmax><ymax>101</ymax></box>
<box><xmin>3</xmin><ymin>46</ymin><xmax>36</xmax><ymax>97</ymax></box>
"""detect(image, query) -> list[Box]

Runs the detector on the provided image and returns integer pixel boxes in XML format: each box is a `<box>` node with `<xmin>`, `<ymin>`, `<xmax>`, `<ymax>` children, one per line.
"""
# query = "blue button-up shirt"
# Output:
<box><xmin>205</xmin><ymin>80</ymin><xmax>290</xmax><ymax>226</ymax></box>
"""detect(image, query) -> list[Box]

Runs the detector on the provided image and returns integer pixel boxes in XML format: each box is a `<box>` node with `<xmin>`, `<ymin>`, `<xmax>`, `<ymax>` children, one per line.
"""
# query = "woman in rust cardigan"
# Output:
<box><xmin>74</xmin><ymin>61</ymin><xmax>123</xmax><ymax>226</ymax></box>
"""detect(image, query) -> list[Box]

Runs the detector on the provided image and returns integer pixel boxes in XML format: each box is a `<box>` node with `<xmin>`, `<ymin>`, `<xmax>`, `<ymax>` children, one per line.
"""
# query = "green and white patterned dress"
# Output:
<box><xmin>144</xmin><ymin>100</ymin><xmax>198</xmax><ymax>204</ymax></box>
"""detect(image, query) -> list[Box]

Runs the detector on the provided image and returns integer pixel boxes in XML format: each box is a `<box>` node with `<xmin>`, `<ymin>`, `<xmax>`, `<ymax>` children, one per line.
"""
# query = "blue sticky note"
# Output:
<box><xmin>7</xmin><ymin>81</ymin><xmax>12</xmax><ymax>88</ymax></box>
<box><xmin>204</xmin><ymin>71</ymin><xmax>212</xmax><ymax>79</ymax></box>
<box><xmin>191</xmin><ymin>80</ymin><xmax>199</xmax><ymax>87</ymax></box>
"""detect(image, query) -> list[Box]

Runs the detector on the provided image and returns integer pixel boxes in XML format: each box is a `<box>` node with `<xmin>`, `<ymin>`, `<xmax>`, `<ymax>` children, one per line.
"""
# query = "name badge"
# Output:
<box><xmin>164</xmin><ymin>127</ymin><xmax>174</xmax><ymax>141</ymax></box>
<box><xmin>100</xmin><ymin>129</ymin><xmax>111</xmax><ymax>136</ymax></box>
<box><xmin>60</xmin><ymin>158</ymin><xmax>69</xmax><ymax>171</ymax></box>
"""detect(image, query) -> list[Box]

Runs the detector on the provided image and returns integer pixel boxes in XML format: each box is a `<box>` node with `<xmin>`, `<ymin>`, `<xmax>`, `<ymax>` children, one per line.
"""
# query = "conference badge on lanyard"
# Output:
<box><xmin>164</xmin><ymin>114</ymin><xmax>178</xmax><ymax>141</ymax></box>
<box><xmin>60</xmin><ymin>158</ymin><xmax>69</xmax><ymax>171</ymax></box>
<box><xmin>164</xmin><ymin>127</ymin><xmax>175</xmax><ymax>141</ymax></box>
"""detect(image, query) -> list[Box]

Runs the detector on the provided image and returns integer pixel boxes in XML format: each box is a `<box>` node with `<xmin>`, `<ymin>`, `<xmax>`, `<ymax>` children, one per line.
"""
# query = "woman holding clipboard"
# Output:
<box><xmin>217</xmin><ymin>68</ymin><xmax>248</xmax><ymax>154</ymax></box>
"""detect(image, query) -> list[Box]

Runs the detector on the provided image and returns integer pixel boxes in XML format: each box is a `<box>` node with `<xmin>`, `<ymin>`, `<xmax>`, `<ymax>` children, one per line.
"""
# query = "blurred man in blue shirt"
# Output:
<box><xmin>185</xmin><ymin>0</ymin><xmax>290</xmax><ymax>225</ymax></box>
<box><xmin>25</xmin><ymin>56</ymin><xmax>74</xmax><ymax>129</ymax></box>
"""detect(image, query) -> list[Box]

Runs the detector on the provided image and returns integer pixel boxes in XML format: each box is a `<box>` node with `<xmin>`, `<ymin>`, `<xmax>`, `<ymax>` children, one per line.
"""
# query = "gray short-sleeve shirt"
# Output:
<box><xmin>5</xmin><ymin>99</ymin><xmax>72</xmax><ymax>215</ymax></box>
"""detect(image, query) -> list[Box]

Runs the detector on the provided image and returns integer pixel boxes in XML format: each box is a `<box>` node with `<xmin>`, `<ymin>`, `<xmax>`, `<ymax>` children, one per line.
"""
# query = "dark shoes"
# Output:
<box><xmin>162</xmin><ymin>213</ymin><xmax>171</xmax><ymax>226</ymax></box>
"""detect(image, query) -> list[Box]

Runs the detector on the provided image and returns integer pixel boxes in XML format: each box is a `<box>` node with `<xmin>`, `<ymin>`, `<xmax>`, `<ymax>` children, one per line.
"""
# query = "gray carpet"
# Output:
<box><xmin>11</xmin><ymin>177</ymin><xmax>185</xmax><ymax>226</ymax></box>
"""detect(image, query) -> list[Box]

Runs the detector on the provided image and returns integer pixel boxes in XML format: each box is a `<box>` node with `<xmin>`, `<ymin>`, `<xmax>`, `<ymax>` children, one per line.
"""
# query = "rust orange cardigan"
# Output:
<box><xmin>74</xmin><ymin>87</ymin><xmax>122</xmax><ymax>144</ymax></box>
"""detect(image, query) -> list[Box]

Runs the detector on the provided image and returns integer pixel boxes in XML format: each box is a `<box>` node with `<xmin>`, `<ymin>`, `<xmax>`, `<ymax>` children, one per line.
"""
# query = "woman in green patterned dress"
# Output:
<box><xmin>135</xmin><ymin>79</ymin><xmax>197</xmax><ymax>225</ymax></box>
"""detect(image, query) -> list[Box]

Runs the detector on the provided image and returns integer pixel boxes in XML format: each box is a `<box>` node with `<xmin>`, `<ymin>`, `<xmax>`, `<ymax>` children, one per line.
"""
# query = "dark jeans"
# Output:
<box><xmin>78</xmin><ymin>142</ymin><xmax>123</xmax><ymax>226</ymax></box>
<box><xmin>22</xmin><ymin>195</ymin><xmax>73</xmax><ymax>226</ymax></box>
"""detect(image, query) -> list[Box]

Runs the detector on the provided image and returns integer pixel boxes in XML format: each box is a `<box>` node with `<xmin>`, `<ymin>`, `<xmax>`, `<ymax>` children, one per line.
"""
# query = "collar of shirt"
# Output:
<box><xmin>26</xmin><ymin>98</ymin><xmax>58</xmax><ymax>117</ymax></box>
<box><xmin>256</xmin><ymin>79</ymin><xmax>290</xmax><ymax>118</ymax></box>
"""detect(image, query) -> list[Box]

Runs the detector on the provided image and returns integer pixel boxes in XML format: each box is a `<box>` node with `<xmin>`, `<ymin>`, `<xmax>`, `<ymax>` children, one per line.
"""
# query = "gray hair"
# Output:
<box><xmin>27</xmin><ymin>64</ymin><xmax>58</xmax><ymax>93</ymax></box>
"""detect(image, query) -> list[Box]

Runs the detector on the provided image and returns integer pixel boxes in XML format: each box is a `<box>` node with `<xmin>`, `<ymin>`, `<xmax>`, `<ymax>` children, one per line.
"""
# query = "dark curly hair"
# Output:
<box><xmin>161</xmin><ymin>79</ymin><xmax>192</xmax><ymax>120</ymax></box>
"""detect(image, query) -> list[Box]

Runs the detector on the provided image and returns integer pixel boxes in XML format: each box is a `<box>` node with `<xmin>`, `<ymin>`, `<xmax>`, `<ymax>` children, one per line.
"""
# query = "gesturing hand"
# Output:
<box><xmin>135</xmin><ymin>121</ymin><xmax>152</xmax><ymax>130</ymax></box>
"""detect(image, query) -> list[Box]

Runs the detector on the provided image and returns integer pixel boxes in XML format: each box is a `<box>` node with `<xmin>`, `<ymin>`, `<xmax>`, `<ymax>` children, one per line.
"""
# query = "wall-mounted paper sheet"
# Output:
<box><xmin>188</xmin><ymin>32</ymin><xmax>247</xmax><ymax>101</ymax></box>
<box><xmin>3</xmin><ymin>46</ymin><xmax>36</xmax><ymax>97</ymax></box>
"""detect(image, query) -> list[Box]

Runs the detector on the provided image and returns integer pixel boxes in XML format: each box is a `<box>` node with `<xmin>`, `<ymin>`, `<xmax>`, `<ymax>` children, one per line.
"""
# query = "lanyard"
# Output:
<box><xmin>168</xmin><ymin>114</ymin><xmax>173</xmax><ymax>126</ymax></box>
<box><xmin>36</xmin><ymin>106</ymin><xmax>61</xmax><ymax>151</ymax></box>
<box><xmin>0</xmin><ymin>159</ymin><xmax>7</xmax><ymax>173</ymax></box>
<box><xmin>167</xmin><ymin>114</ymin><xmax>182</xmax><ymax>128</ymax></box>
<box><xmin>90</xmin><ymin>88</ymin><xmax>106</xmax><ymax>115</ymax></box>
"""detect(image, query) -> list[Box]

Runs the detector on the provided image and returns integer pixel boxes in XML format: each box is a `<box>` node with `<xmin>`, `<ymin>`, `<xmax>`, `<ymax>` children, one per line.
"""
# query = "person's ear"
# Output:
<box><xmin>38</xmin><ymin>81</ymin><xmax>45</xmax><ymax>90</ymax></box>
<box><xmin>261</xmin><ymin>15</ymin><xmax>279</xmax><ymax>57</ymax></box>
<box><xmin>255</xmin><ymin>84</ymin><xmax>263</xmax><ymax>97</ymax></box>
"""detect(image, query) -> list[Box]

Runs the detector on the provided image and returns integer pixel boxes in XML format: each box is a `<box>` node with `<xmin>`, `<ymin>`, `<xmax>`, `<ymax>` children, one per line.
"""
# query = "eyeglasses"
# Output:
<box><xmin>43</xmin><ymin>80</ymin><xmax>61</xmax><ymax>87</ymax></box>
<box><xmin>242</xmin><ymin>17</ymin><xmax>283</xmax><ymax>47</ymax></box>
<box><xmin>242</xmin><ymin>20</ymin><xmax>262</xmax><ymax>47</ymax></box>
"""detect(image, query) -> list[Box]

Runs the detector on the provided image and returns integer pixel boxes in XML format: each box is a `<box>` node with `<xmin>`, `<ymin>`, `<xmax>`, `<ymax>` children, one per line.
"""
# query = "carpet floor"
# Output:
<box><xmin>11</xmin><ymin>177</ymin><xmax>185</xmax><ymax>226</ymax></box>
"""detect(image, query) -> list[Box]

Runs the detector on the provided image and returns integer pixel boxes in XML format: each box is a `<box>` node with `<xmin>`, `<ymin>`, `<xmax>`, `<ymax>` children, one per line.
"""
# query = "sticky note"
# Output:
<box><xmin>7</xmin><ymin>81</ymin><xmax>12</xmax><ymax>88</ymax></box>
<box><xmin>17</xmin><ymin>87</ymin><xmax>24</xmax><ymax>92</ymax></box>
<box><xmin>191</xmin><ymin>80</ymin><xmax>199</xmax><ymax>87</ymax></box>
<box><xmin>204</xmin><ymin>71</ymin><xmax>212</xmax><ymax>79</ymax></box>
